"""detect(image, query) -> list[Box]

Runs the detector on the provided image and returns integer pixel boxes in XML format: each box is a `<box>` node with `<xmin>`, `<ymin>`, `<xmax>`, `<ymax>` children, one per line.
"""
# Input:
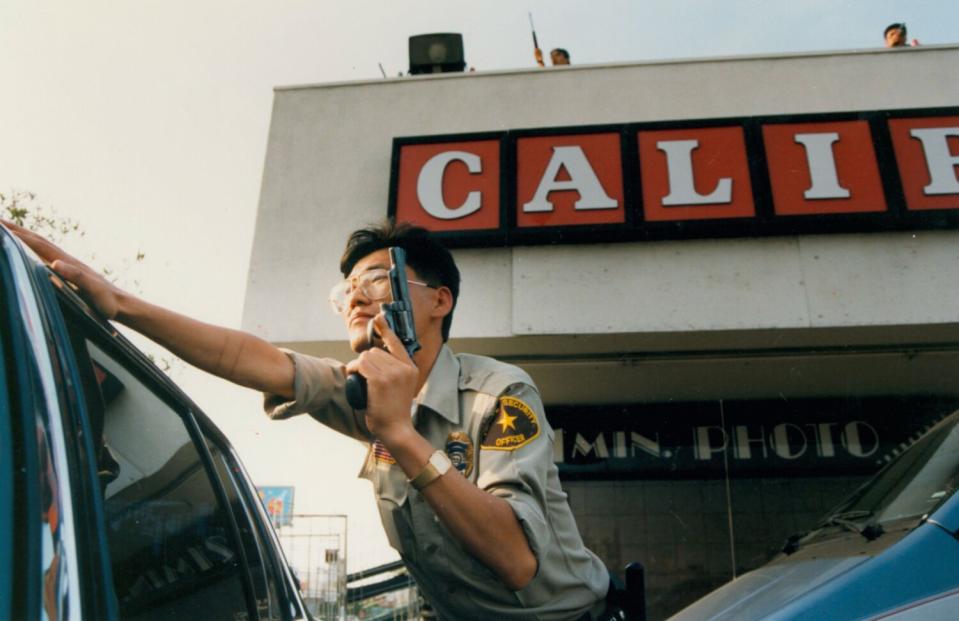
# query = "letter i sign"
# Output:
<box><xmin>762</xmin><ymin>120</ymin><xmax>886</xmax><ymax>215</ymax></box>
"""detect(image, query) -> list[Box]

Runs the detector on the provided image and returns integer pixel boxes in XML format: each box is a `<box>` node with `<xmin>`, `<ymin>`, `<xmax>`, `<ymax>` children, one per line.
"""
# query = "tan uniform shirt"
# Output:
<box><xmin>264</xmin><ymin>345</ymin><xmax>609</xmax><ymax>621</ymax></box>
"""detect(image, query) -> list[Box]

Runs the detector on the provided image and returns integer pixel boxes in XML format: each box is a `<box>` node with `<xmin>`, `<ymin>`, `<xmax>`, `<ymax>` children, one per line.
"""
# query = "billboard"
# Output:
<box><xmin>257</xmin><ymin>486</ymin><xmax>295</xmax><ymax>526</ymax></box>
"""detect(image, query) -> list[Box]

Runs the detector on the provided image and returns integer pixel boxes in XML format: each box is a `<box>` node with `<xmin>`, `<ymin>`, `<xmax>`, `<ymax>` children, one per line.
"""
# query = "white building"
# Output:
<box><xmin>243</xmin><ymin>44</ymin><xmax>959</xmax><ymax>618</ymax></box>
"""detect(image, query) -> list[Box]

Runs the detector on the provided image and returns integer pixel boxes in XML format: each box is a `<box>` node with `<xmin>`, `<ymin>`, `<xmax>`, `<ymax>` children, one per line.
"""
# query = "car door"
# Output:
<box><xmin>1</xmin><ymin>227</ymin><xmax>114</xmax><ymax>620</ymax></box>
<box><xmin>50</xmin><ymin>267</ymin><xmax>311</xmax><ymax>620</ymax></box>
<box><xmin>2</xmin><ymin>225</ymin><xmax>310</xmax><ymax>620</ymax></box>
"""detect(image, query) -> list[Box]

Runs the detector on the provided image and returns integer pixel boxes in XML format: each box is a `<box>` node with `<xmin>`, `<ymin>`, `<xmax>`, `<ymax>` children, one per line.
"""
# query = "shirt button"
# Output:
<box><xmin>433</xmin><ymin>515</ymin><xmax>439</xmax><ymax>523</ymax></box>
<box><xmin>425</xmin><ymin>544</ymin><xmax>438</xmax><ymax>554</ymax></box>
<box><xmin>447</xmin><ymin>584</ymin><xmax>456</xmax><ymax>594</ymax></box>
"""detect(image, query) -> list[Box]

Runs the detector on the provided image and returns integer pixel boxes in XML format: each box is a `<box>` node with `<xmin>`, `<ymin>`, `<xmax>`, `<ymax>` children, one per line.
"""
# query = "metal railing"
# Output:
<box><xmin>345</xmin><ymin>560</ymin><xmax>422</xmax><ymax>620</ymax></box>
<box><xmin>272</xmin><ymin>514</ymin><xmax>348</xmax><ymax>620</ymax></box>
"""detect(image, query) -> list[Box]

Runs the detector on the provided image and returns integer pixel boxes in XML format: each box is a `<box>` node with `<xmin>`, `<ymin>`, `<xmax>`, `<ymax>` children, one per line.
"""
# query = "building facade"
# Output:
<box><xmin>243</xmin><ymin>45</ymin><xmax>959</xmax><ymax>619</ymax></box>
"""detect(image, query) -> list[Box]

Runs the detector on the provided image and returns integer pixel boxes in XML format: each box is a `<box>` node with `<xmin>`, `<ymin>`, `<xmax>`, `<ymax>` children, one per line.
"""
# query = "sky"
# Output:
<box><xmin>1</xmin><ymin>0</ymin><xmax>956</xmax><ymax>570</ymax></box>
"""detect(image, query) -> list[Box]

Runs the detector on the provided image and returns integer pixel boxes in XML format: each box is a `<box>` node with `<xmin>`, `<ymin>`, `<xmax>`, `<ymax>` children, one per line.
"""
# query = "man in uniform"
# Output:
<box><xmin>535</xmin><ymin>47</ymin><xmax>571</xmax><ymax>67</ymax></box>
<box><xmin>6</xmin><ymin>219</ymin><xmax>615</xmax><ymax>620</ymax></box>
<box><xmin>883</xmin><ymin>23</ymin><xmax>916</xmax><ymax>48</ymax></box>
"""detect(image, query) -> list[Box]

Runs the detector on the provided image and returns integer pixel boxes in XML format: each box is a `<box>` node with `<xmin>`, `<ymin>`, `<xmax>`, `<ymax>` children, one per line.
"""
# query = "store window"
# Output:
<box><xmin>549</xmin><ymin>396</ymin><xmax>959</xmax><ymax>620</ymax></box>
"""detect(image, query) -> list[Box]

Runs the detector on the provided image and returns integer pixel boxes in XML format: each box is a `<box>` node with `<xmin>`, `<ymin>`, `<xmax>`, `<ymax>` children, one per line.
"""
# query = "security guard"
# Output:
<box><xmin>6</xmin><ymin>218</ymin><xmax>616</xmax><ymax>620</ymax></box>
<box><xmin>267</xmin><ymin>345</ymin><xmax>609</xmax><ymax>619</ymax></box>
<box><xmin>266</xmin><ymin>221</ymin><xmax>610</xmax><ymax>619</ymax></box>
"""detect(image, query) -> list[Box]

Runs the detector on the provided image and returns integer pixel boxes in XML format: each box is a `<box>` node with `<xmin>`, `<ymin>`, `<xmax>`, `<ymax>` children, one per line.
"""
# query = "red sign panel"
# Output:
<box><xmin>763</xmin><ymin>120</ymin><xmax>886</xmax><ymax>216</ymax></box>
<box><xmin>888</xmin><ymin>116</ymin><xmax>959</xmax><ymax>211</ymax></box>
<box><xmin>387</xmin><ymin>108</ymin><xmax>959</xmax><ymax>247</ymax></box>
<box><xmin>638</xmin><ymin>126</ymin><xmax>755</xmax><ymax>221</ymax></box>
<box><xmin>515</xmin><ymin>133</ymin><xmax>625</xmax><ymax>228</ymax></box>
<box><xmin>393</xmin><ymin>139</ymin><xmax>501</xmax><ymax>231</ymax></box>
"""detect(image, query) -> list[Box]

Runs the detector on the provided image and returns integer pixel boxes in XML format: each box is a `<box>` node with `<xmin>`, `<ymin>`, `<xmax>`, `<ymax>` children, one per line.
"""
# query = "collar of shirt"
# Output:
<box><xmin>413</xmin><ymin>345</ymin><xmax>461</xmax><ymax>425</ymax></box>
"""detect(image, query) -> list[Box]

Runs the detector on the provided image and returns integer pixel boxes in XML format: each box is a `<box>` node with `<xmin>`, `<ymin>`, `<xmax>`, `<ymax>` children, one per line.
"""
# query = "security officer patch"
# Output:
<box><xmin>446</xmin><ymin>432</ymin><xmax>474</xmax><ymax>477</ymax></box>
<box><xmin>481</xmin><ymin>396</ymin><xmax>540</xmax><ymax>451</ymax></box>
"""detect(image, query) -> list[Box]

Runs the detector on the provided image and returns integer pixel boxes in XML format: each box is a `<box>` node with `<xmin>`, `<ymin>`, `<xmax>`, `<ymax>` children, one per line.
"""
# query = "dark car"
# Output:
<box><xmin>668</xmin><ymin>408</ymin><xmax>959</xmax><ymax>621</ymax></box>
<box><xmin>0</xmin><ymin>223</ymin><xmax>312</xmax><ymax>619</ymax></box>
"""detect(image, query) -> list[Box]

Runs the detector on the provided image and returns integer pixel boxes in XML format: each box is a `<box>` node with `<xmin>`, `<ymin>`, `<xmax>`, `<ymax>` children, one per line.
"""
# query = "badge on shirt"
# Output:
<box><xmin>446</xmin><ymin>432</ymin><xmax>474</xmax><ymax>477</ymax></box>
<box><xmin>481</xmin><ymin>396</ymin><xmax>541</xmax><ymax>451</ymax></box>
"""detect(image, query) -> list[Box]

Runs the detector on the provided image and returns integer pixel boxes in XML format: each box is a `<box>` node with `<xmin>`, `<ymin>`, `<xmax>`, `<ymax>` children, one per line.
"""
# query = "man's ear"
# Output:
<box><xmin>432</xmin><ymin>286</ymin><xmax>454</xmax><ymax>318</ymax></box>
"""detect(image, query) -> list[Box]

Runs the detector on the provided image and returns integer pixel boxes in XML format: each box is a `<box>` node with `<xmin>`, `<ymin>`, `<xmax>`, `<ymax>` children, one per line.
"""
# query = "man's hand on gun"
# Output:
<box><xmin>2</xmin><ymin>219</ymin><xmax>122</xmax><ymax>319</ymax></box>
<box><xmin>346</xmin><ymin>313</ymin><xmax>419</xmax><ymax>443</ymax></box>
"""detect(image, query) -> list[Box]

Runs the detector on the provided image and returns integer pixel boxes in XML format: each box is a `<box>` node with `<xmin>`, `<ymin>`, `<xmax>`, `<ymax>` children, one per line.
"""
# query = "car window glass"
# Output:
<box><xmin>206</xmin><ymin>440</ymin><xmax>283</xmax><ymax>620</ymax></box>
<box><xmin>85</xmin><ymin>341</ymin><xmax>251</xmax><ymax>621</ymax></box>
<box><xmin>21</xmin><ymin>381</ymin><xmax>76</xmax><ymax>621</ymax></box>
<box><xmin>832</xmin><ymin>416</ymin><xmax>959</xmax><ymax>523</ymax></box>
<box><xmin>879</xmin><ymin>423</ymin><xmax>959</xmax><ymax>522</ymax></box>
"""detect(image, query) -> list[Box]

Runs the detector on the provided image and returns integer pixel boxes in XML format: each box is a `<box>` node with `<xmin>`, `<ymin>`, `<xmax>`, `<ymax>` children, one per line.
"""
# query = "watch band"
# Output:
<box><xmin>409</xmin><ymin>450</ymin><xmax>452</xmax><ymax>491</ymax></box>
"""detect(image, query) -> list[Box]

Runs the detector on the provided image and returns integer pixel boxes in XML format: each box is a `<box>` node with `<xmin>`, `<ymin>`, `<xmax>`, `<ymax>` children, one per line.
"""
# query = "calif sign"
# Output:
<box><xmin>388</xmin><ymin>108</ymin><xmax>959</xmax><ymax>247</ymax></box>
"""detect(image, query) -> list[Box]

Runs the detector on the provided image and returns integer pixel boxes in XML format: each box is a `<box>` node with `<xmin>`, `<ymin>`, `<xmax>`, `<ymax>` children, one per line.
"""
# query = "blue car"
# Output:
<box><xmin>1</xmin><ymin>223</ymin><xmax>313</xmax><ymax>619</ymax></box>
<box><xmin>668</xmin><ymin>409</ymin><xmax>959</xmax><ymax>620</ymax></box>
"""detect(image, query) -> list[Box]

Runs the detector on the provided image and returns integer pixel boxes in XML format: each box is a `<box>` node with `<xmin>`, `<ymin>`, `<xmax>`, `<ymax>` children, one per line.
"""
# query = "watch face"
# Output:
<box><xmin>431</xmin><ymin>450</ymin><xmax>452</xmax><ymax>475</ymax></box>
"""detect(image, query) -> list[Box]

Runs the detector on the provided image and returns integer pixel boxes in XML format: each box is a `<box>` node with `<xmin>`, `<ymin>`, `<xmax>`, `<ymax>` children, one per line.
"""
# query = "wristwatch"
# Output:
<box><xmin>409</xmin><ymin>450</ymin><xmax>452</xmax><ymax>491</ymax></box>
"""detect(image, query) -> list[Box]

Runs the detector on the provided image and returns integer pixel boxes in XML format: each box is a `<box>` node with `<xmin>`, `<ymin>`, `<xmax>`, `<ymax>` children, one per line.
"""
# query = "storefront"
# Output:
<box><xmin>243</xmin><ymin>44</ymin><xmax>959</xmax><ymax>619</ymax></box>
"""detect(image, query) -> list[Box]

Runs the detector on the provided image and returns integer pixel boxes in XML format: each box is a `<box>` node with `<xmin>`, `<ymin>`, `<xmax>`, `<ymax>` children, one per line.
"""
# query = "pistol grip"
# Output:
<box><xmin>345</xmin><ymin>373</ymin><xmax>368</xmax><ymax>410</ymax></box>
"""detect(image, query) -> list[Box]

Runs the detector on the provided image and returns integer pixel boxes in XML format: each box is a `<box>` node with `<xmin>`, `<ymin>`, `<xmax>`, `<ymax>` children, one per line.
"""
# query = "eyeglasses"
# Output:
<box><xmin>329</xmin><ymin>268</ymin><xmax>432</xmax><ymax>314</ymax></box>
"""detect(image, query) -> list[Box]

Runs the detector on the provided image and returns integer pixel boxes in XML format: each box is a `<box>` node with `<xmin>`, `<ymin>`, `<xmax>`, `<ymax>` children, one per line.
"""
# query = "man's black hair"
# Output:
<box><xmin>340</xmin><ymin>219</ymin><xmax>460</xmax><ymax>341</ymax></box>
<box><xmin>551</xmin><ymin>47</ymin><xmax>570</xmax><ymax>61</ymax></box>
<box><xmin>884</xmin><ymin>23</ymin><xmax>906</xmax><ymax>38</ymax></box>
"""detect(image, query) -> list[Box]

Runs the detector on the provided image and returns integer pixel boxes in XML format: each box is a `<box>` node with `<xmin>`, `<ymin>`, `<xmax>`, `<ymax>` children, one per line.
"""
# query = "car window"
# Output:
<box><xmin>828</xmin><ymin>415</ymin><xmax>959</xmax><ymax>524</ymax></box>
<box><xmin>205</xmin><ymin>438</ymin><xmax>284</xmax><ymax>620</ymax></box>
<box><xmin>82</xmin><ymin>340</ymin><xmax>252</xmax><ymax>621</ymax></box>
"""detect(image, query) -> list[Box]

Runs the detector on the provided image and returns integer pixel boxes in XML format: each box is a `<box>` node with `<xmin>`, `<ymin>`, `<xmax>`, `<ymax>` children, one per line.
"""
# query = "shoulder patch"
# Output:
<box><xmin>481</xmin><ymin>396</ymin><xmax>541</xmax><ymax>451</ymax></box>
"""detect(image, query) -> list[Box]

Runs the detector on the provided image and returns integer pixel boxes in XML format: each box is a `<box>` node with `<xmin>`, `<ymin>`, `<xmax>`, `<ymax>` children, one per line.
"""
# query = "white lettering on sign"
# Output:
<box><xmin>694</xmin><ymin>426</ymin><xmax>728</xmax><ymax>460</ymax></box>
<box><xmin>612</xmin><ymin>431</ymin><xmax>662</xmax><ymax>458</ymax></box>
<box><xmin>658</xmin><ymin>140</ymin><xmax>733</xmax><ymax>206</ymax></box>
<box><xmin>733</xmin><ymin>425</ymin><xmax>767</xmax><ymax>460</ymax></box>
<box><xmin>690</xmin><ymin>420</ymin><xmax>879</xmax><ymax>462</ymax></box>
<box><xmin>522</xmin><ymin>146</ymin><xmax>618</xmax><ymax>213</ymax></box>
<box><xmin>416</xmin><ymin>151</ymin><xmax>483</xmax><ymax>219</ymax></box>
<box><xmin>771</xmin><ymin>423</ymin><xmax>808</xmax><ymax>459</ymax></box>
<box><xmin>554</xmin><ymin>419</ymin><xmax>886</xmax><ymax>467</ymax></box>
<box><xmin>571</xmin><ymin>432</ymin><xmax>611</xmax><ymax>459</ymax></box>
<box><xmin>809</xmin><ymin>423</ymin><xmax>839</xmax><ymax>457</ymax></box>
<box><xmin>554</xmin><ymin>428</ymin><xmax>565</xmax><ymax>462</ymax></box>
<box><xmin>909</xmin><ymin>127</ymin><xmax>959</xmax><ymax>195</ymax></box>
<box><xmin>842</xmin><ymin>421</ymin><xmax>880</xmax><ymax>458</ymax></box>
<box><xmin>794</xmin><ymin>132</ymin><xmax>851</xmax><ymax>199</ymax></box>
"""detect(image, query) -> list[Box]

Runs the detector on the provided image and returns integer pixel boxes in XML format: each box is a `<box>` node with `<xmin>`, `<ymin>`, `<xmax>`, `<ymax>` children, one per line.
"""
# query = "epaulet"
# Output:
<box><xmin>455</xmin><ymin>353</ymin><xmax>536</xmax><ymax>397</ymax></box>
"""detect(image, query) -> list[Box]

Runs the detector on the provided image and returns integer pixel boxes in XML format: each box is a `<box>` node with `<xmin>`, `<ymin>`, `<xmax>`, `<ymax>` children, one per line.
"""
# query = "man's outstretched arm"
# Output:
<box><xmin>4</xmin><ymin>220</ymin><xmax>295</xmax><ymax>399</ymax></box>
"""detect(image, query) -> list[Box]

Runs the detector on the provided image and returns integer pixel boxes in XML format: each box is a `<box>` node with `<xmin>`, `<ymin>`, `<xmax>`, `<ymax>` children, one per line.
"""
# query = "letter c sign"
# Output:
<box><xmin>393</xmin><ymin>139</ymin><xmax>501</xmax><ymax>232</ymax></box>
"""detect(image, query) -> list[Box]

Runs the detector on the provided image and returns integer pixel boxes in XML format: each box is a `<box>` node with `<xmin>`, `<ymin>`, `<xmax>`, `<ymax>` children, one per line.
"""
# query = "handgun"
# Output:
<box><xmin>345</xmin><ymin>246</ymin><xmax>422</xmax><ymax>410</ymax></box>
